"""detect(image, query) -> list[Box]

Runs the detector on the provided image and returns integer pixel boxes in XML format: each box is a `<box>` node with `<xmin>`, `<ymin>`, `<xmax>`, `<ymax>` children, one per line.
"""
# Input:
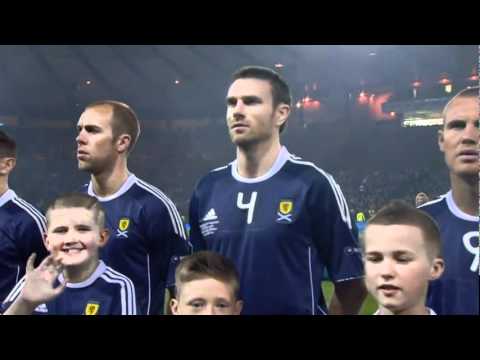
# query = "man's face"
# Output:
<box><xmin>439</xmin><ymin>96</ymin><xmax>479</xmax><ymax>179</ymax></box>
<box><xmin>171</xmin><ymin>278</ymin><xmax>243</xmax><ymax>315</ymax></box>
<box><xmin>415</xmin><ymin>193</ymin><xmax>429</xmax><ymax>207</ymax></box>
<box><xmin>226</xmin><ymin>78</ymin><xmax>288</xmax><ymax>148</ymax></box>
<box><xmin>46</xmin><ymin>207</ymin><xmax>108</xmax><ymax>269</ymax></box>
<box><xmin>76</xmin><ymin>106</ymin><xmax>117</xmax><ymax>174</ymax></box>
<box><xmin>364</xmin><ymin>224</ymin><xmax>444</xmax><ymax>314</ymax></box>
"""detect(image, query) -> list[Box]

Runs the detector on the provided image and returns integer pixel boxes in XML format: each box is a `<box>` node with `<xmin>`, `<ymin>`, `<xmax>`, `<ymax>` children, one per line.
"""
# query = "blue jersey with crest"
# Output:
<box><xmin>420</xmin><ymin>191</ymin><xmax>479</xmax><ymax>315</ymax></box>
<box><xmin>82</xmin><ymin>174</ymin><xmax>191</xmax><ymax>315</ymax></box>
<box><xmin>189</xmin><ymin>147</ymin><xmax>364</xmax><ymax>315</ymax></box>
<box><xmin>1</xmin><ymin>261</ymin><xmax>136</xmax><ymax>315</ymax></box>
<box><xmin>0</xmin><ymin>189</ymin><xmax>48</xmax><ymax>303</ymax></box>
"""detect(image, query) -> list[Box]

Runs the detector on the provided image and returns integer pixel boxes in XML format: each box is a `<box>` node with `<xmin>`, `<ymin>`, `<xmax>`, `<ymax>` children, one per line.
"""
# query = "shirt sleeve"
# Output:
<box><xmin>188</xmin><ymin>187</ymin><xmax>207</xmax><ymax>252</ymax></box>
<box><xmin>15</xmin><ymin>212</ymin><xmax>49</xmax><ymax>268</ymax></box>
<box><xmin>308</xmin><ymin>173</ymin><xmax>364</xmax><ymax>283</ymax></box>
<box><xmin>142</xmin><ymin>196</ymin><xmax>192</xmax><ymax>313</ymax></box>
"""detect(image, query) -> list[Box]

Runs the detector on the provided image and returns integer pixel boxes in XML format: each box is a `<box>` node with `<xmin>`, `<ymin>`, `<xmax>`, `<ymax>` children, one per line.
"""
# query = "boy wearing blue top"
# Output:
<box><xmin>2</xmin><ymin>193</ymin><xmax>136</xmax><ymax>315</ymax></box>
<box><xmin>362</xmin><ymin>201</ymin><xmax>444</xmax><ymax>315</ymax></box>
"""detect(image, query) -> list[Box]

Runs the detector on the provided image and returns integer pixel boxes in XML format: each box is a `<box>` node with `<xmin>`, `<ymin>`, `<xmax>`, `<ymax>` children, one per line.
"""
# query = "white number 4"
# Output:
<box><xmin>237</xmin><ymin>192</ymin><xmax>257</xmax><ymax>225</ymax></box>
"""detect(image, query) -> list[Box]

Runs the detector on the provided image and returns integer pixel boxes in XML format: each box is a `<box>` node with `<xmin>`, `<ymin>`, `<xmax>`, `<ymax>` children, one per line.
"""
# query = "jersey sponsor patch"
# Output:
<box><xmin>200</xmin><ymin>208</ymin><xmax>220</xmax><ymax>237</ymax></box>
<box><xmin>202</xmin><ymin>208</ymin><xmax>218</xmax><ymax>222</ymax></box>
<box><xmin>84</xmin><ymin>302</ymin><xmax>100</xmax><ymax>315</ymax></box>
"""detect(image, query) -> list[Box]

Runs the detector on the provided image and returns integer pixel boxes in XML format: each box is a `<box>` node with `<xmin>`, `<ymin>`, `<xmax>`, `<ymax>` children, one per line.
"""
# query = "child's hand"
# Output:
<box><xmin>19</xmin><ymin>253</ymin><xmax>66</xmax><ymax>306</ymax></box>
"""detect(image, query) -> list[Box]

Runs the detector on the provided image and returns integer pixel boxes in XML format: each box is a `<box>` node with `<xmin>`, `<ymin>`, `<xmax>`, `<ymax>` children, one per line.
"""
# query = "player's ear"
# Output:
<box><xmin>438</xmin><ymin>129</ymin><xmax>445</xmax><ymax>153</ymax></box>
<box><xmin>275</xmin><ymin>103</ymin><xmax>290</xmax><ymax>129</ymax></box>
<box><xmin>43</xmin><ymin>233</ymin><xmax>51</xmax><ymax>251</ymax></box>
<box><xmin>5</xmin><ymin>157</ymin><xmax>16</xmax><ymax>172</ymax></box>
<box><xmin>170</xmin><ymin>298</ymin><xmax>179</xmax><ymax>315</ymax></box>
<box><xmin>98</xmin><ymin>228</ymin><xmax>110</xmax><ymax>248</ymax></box>
<box><xmin>430</xmin><ymin>258</ymin><xmax>445</xmax><ymax>280</ymax></box>
<box><xmin>0</xmin><ymin>157</ymin><xmax>16</xmax><ymax>175</ymax></box>
<box><xmin>116</xmin><ymin>134</ymin><xmax>131</xmax><ymax>154</ymax></box>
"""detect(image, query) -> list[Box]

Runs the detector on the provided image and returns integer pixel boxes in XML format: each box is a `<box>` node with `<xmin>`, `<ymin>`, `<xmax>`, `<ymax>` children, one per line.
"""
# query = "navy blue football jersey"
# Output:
<box><xmin>1</xmin><ymin>261</ymin><xmax>136</xmax><ymax>315</ymax></box>
<box><xmin>189</xmin><ymin>147</ymin><xmax>364</xmax><ymax>315</ymax></box>
<box><xmin>420</xmin><ymin>191</ymin><xmax>479</xmax><ymax>315</ymax></box>
<box><xmin>0</xmin><ymin>189</ymin><xmax>48</xmax><ymax>303</ymax></box>
<box><xmin>82</xmin><ymin>174</ymin><xmax>191</xmax><ymax>315</ymax></box>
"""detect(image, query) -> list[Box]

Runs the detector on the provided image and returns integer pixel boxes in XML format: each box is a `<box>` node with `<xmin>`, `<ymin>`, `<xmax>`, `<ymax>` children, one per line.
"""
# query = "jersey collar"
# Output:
<box><xmin>0</xmin><ymin>189</ymin><xmax>16</xmax><ymax>208</ymax></box>
<box><xmin>231</xmin><ymin>146</ymin><xmax>290</xmax><ymax>184</ymax></box>
<box><xmin>446</xmin><ymin>190</ymin><xmax>479</xmax><ymax>222</ymax></box>
<box><xmin>87</xmin><ymin>173</ymin><xmax>137</xmax><ymax>202</ymax></box>
<box><xmin>58</xmin><ymin>260</ymin><xmax>107</xmax><ymax>289</ymax></box>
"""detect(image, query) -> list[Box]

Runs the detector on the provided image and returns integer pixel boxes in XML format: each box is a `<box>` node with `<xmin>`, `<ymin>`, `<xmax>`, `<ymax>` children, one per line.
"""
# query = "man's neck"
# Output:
<box><xmin>450</xmin><ymin>173</ymin><xmax>478</xmax><ymax>216</ymax></box>
<box><xmin>91</xmin><ymin>162</ymin><xmax>130</xmax><ymax>198</ymax></box>
<box><xmin>236</xmin><ymin>139</ymin><xmax>282</xmax><ymax>179</ymax></box>
<box><xmin>0</xmin><ymin>181</ymin><xmax>8</xmax><ymax>198</ymax></box>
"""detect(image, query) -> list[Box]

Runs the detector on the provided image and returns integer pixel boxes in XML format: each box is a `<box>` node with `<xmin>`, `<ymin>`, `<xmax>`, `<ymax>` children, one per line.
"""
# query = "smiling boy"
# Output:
<box><xmin>2</xmin><ymin>193</ymin><xmax>137</xmax><ymax>315</ymax></box>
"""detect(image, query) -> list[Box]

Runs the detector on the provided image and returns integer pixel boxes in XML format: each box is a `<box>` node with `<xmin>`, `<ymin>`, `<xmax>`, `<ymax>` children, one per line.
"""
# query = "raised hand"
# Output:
<box><xmin>19</xmin><ymin>253</ymin><xmax>66</xmax><ymax>306</ymax></box>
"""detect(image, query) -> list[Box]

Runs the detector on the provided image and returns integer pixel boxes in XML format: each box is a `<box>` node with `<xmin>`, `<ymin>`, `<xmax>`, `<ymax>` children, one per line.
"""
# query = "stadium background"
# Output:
<box><xmin>1</xmin><ymin>45</ymin><xmax>477</xmax><ymax>314</ymax></box>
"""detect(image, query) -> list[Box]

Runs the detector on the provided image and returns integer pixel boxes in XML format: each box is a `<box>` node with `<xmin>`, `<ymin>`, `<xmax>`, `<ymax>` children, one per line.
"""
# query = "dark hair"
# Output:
<box><xmin>0</xmin><ymin>130</ymin><xmax>16</xmax><ymax>158</ymax></box>
<box><xmin>232</xmin><ymin>66</ymin><xmax>292</xmax><ymax>133</ymax></box>
<box><xmin>442</xmin><ymin>86</ymin><xmax>479</xmax><ymax>126</ymax></box>
<box><xmin>175</xmin><ymin>251</ymin><xmax>240</xmax><ymax>299</ymax></box>
<box><xmin>362</xmin><ymin>200</ymin><xmax>442</xmax><ymax>259</ymax></box>
<box><xmin>86</xmin><ymin>100</ymin><xmax>141</xmax><ymax>153</ymax></box>
<box><xmin>46</xmin><ymin>193</ymin><xmax>106</xmax><ymax>229</ymax></box>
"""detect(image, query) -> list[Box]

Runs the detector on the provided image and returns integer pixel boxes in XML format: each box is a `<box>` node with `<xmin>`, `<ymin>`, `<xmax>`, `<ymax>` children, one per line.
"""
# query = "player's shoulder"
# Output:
<box><xmin>99</xmin><ymin>265</ymin><xmax>137</xmax><ymax>314</ymax></box>
<box><xmin>131</xmin><ymin>177</ymin><xmax>177</xmax><ymax>211</ymax></box>
<box><xmin>100</xmin><ymin>265</ymin><xmax>136</xmax><ymax>289</ymax></box>
<box><xmin>195</xmin><ymin>162</ymin><xmax>233</xmax><ymax>190</ymax></box>
<box><xmin>284</xmin><ymin>153</ymin><xmax>337</xmax><ymax>185</ymax></box>
<box><xmin>4</xmin><ymin>194</ymin><xmax>45</xmax><ymax>232</ymax></box>
<box><xmin>418</xmin><ymin>193</ymin><xmax>448</xmax><ymax>217</ymax></box>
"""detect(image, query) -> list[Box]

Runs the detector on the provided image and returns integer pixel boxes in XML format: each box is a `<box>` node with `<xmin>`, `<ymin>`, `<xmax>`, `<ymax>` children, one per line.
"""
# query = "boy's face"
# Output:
<box><xmin>363</xmin><ymin>224</ymin><xmax>444</xmax><ymax>314</ymax></box>
<box><xmin>45</xmin><ymin>207</ymin><xmax>108</xmax><ymax>269</ymax></box>
<box><xmin>170</xmin><ymin>278</ymin><xmax>243</xmax><ymax>315</ymax></box>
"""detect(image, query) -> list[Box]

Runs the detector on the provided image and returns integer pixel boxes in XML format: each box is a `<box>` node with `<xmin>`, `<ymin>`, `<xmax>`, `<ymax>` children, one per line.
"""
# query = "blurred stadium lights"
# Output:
<box><xmin>412</xmin><ymin>80</ymin><xmax>422</xmax><ymax>88</ymax></box>
<box><xmin>438</xmin><ymin>77</ymin><xmax>451</xmax><ymax>85</ymax></box>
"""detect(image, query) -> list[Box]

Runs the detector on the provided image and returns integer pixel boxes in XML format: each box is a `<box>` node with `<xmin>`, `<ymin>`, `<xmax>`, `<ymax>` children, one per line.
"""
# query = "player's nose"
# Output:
<box><xmin>379</xmin><ymin>259</ymin><xmax>396</xmax><ymax>278</ymax></box>
<box><xmin>461</xmin><ymin>121</ymin><xmax>479</xmax><ymax>143</ymax></box>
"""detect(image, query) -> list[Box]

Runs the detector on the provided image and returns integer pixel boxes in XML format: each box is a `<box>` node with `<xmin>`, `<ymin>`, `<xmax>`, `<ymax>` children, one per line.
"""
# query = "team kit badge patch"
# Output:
<box><xmin>277</xmin><ymin>200</ymin><xmax>293</xmax><ymax>223</ymax></box>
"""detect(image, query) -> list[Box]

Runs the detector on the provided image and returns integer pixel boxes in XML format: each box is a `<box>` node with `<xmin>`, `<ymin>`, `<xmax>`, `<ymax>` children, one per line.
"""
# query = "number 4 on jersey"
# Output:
<box><xmin>237</xmin><ymin>192</ymin><xmax>257</xmax><ymax>225</ymax></box>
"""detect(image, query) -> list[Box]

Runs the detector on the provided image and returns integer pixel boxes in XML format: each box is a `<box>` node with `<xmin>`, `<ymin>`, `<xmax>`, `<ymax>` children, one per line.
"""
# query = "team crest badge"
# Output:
<box><xmin>84</xmin><ymin>302</ymin><xmax>100</xmax><ymax>315</ymax></box>
<box><xmin>117</xmin><ymin>218</ymin><xmax>130</xmax><ymax>238</ymax></box>
<box><xmin>279</xmin><ymin>200</ymin><xmax>293</xmax><ymax>215</ymax></box>
<box><xmin>119</xmin><ymin>218</ymin><xmax>130</xmax><ymax>231</ymax></box>
<box><xmin>277</xmin><ymin>200</ymin><xmax>294</xmax><ymax>223</ymax></box>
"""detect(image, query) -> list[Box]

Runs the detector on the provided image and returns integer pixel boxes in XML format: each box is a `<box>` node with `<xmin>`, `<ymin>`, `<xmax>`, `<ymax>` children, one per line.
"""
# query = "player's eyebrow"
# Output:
<box><xmin>77</xmin><ymin>124</ymin><xmax>103</xmax><ymax>132</ymax></box>
<box><xmin>51</xmin><ymin>226</ymin><xmax>68</xmax><ymax>233</ymax></box>
<box><xmin>226</xmin><ymin>95</ymin><xmax>263</xmax><ymax>105</ymax></box>
<box><xmin>75</xmin><ymin>224</ymin><xmax>92</xmax><ymax>230</ymax></box>
<box><xmin>446</xmin><ymin>119</ymin><xmax>466</xmax><ymax>128</ymax></box>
